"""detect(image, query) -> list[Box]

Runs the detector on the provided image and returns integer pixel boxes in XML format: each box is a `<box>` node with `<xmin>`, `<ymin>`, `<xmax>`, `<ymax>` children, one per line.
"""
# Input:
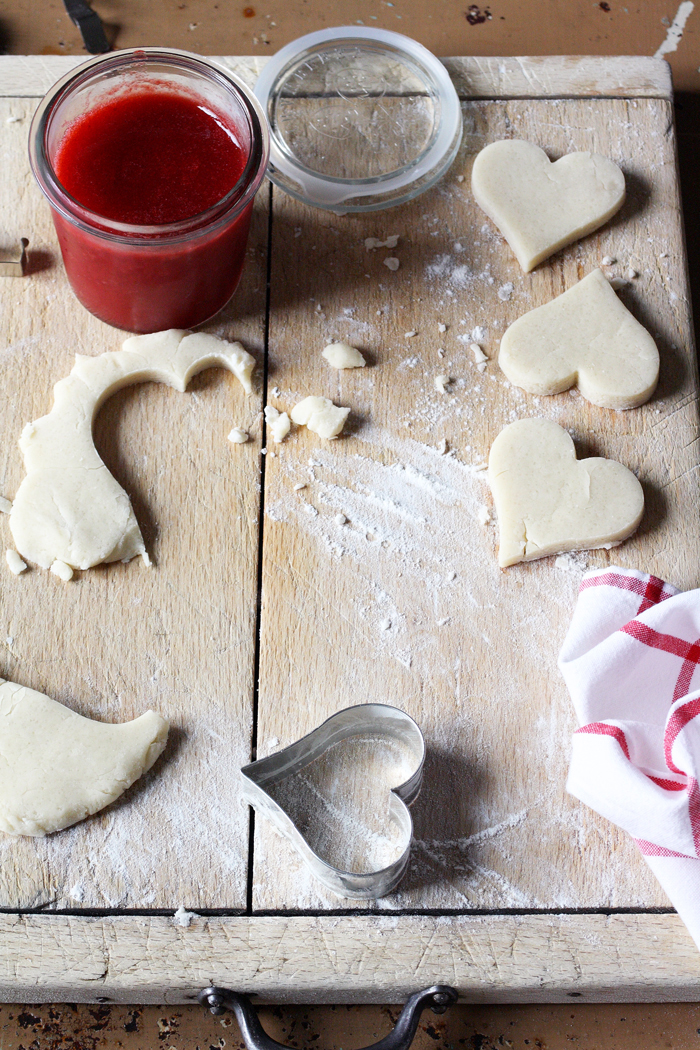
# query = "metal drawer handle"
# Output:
<box><xmin>198</xmin><ymin>984</ymin><xmax>458</xmax><ymax>1050</ymax></box>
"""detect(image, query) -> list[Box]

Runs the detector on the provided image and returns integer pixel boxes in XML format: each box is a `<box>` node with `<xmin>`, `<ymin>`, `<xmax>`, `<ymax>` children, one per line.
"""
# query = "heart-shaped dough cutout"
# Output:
<box><xmin>471</xmin><ymin>140</ymin><xmax>625</xmax><ymax>272</ymax></box>
<box><xmin>499</xmin><ymin>269</ymin><xmax>659</xmax><ymax>409</ymax></box>
<box><xmin>488</xmin><ymin>418</ymin><xmax>644</xmax><ymax>567</ymax></box>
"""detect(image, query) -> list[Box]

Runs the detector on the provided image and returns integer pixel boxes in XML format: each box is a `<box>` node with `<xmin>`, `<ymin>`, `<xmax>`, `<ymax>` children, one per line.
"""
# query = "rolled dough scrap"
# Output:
<box><xmin>488</xmin><ymin>418</ymin><xmax>644</xmax><ymax>567</ymax></box>
<box><xmin>10</xmin><ymin>330</ymin><xmax>255</xmax><ymax>571</ymax></box>
<box><xmin>322</xmin><ymin>342</ymin><xmax>366</xmax><ymax>369</ymax></box>
<box><xmin>499</xmin><ymin>269</ymin><xmax>659</xmax><ymax>409</ymax></box>
<box><xmin>291</xmin><ymin>396</ymin><xmax>350</xmax><ymax>439</ymax></box>
<box><xmin>471</xmin><ymin>140</ymin><xmax>625</xmax><ymax>272</ymax></box>
<box><xmin>0</xmin><ymin>678</ymin><xmax>168</xmax><ymax>836</ymax></box>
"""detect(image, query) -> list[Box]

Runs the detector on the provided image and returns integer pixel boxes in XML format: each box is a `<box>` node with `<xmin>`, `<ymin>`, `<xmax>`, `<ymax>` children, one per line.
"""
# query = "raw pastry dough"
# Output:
<box><xmin>291</xmin><ymin>396</ymin><xmax>350</xmax><ymax>439</ymax></box>
<box><xmin>488</xmin><ymin>418</ymin><xmax>644</xmax><ymax>567</ymax></box>
<box><xmin>0</xmin><ymin>678</ymin><xmax>168</xmax><ymax>836</ymax></box>
<box><xmin>10</xmin><ymin>330</ymin><xmax>255</xmax><ymax>572</ymax></box>
<box><xmin>264</xmin><ymin>405</ymin><xmax>291</xmax><ymax>443</ymax></box>
<box><xmin>322</xmin><ymin>343</ymin><xmax>366</xmax><ymax>369</ymax></box>
<box><xmin>499</xmin><ymin>269</ymin><xmax>659</xmax><ymax>409</ymax></box>
<box><xmin>471</xmin><ymin>140</ymin><xmax>625</xmax><ymax>272</ymax></box>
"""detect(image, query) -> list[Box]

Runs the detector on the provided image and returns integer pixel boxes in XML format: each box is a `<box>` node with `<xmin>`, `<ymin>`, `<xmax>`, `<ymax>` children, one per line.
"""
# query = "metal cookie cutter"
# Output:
<box><xmin>240</xmin><ymin>704</ymin><xmax>425</xmax><ymax>899</ymax></box>
<box><xmin>0</xmin><ymin>239</ymin><xmax>28</xmax><ymax>277</ymax></box>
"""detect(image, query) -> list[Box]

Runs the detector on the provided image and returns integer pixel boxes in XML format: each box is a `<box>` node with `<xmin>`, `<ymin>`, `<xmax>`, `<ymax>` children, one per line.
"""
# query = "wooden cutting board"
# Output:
<box><xmin>0</xmin><ymin>53</ymin><xmax>699</xmax><ymax>1003</ymax></box>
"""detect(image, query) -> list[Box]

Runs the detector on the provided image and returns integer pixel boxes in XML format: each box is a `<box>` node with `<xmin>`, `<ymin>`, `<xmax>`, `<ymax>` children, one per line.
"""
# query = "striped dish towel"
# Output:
<box><xmin>559</xmin><ymin>566</ymin><xmax>700</xmax><ymax>949</ymax></box>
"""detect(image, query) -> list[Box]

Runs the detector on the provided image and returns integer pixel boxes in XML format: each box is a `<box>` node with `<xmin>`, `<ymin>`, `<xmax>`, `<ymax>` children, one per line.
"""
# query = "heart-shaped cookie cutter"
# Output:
<box><xmin>240</xmin><ymin>704</ymin><xmax>425</xmax><ymax>899</ymax></box>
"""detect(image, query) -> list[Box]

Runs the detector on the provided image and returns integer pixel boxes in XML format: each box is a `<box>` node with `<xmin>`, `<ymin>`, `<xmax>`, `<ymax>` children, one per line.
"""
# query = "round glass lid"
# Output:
<box><xmin>254</xmin><ymin>27</ymin><xmax>463</xmax><ymax>213</ymax></box>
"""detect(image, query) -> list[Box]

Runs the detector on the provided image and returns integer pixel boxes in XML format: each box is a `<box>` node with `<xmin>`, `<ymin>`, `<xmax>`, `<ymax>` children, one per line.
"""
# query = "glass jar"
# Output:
<box><xmin>29</xmin><ymin>48</ymin><xmax>270</xmax><ymax>333</ymax></box>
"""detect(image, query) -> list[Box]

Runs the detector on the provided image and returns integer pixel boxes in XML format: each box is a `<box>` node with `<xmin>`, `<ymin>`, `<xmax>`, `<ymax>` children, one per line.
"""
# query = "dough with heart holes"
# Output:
<box><xmin>499</xmin><ymin>269</ymin><xmax>659</xmax><ymax>409</ymax></box>
<box><xmin>472</xmin><ymin>140</ymin><xmax>625</xmax><ymax>272</ymax></box>
<box><xmin>10</xmin><ymin>329</ymin><xmax>255</xmax><ymax>573</ymax></box>
<box><xmin>0</xmin><ymin>678</ymin><xmax>168</xmax><ymax>836</ymax></box>
<box><xmin>488</xmin><ymin>418</ymin><xmax>644</xmax><ymax>567</ymax></box>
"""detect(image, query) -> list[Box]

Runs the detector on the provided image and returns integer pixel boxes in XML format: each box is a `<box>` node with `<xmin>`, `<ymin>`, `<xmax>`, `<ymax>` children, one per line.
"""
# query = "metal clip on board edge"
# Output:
<box><xmin>198</xmin><ymin>985</ymin><xmax>459</xmax><ymax>1050</ymax></box>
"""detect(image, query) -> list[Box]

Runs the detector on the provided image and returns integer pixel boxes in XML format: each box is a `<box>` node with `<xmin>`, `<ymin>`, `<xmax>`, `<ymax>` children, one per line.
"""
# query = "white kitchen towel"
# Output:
<box><xmin>559</xmin><ymin>566</ymin><xmax>700</xmax><ymax>949</ymax></box>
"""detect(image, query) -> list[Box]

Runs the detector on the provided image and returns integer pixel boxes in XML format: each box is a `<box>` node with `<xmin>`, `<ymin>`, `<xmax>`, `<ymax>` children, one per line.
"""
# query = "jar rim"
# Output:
<box><xmin>29</xmin><ymin>48</ymin><xmax>270</xmax><ymax>245</ymax></box>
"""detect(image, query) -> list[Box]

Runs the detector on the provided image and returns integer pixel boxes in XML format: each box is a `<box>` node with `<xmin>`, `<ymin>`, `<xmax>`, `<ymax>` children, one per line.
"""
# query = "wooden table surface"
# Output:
<box><xmin>0</xmin><ymin>0</ymin><xmax>699</xmax><ymax>1046</ymax></box>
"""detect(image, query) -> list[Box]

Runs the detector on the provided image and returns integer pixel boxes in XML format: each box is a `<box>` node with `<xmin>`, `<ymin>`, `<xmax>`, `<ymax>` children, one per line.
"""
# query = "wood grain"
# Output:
<box><xmin>0</xmin><ymin>95</ymin><xmax>268</xmax><ymax>908</ymax></box>
<box><xmin>0</xmin><ymin>913</ymin><xmax>698</xmax><ymax>1004</ymax></box>
<box><xmin>253</xmin><ymin>94</ymin><xmax>698</xmax><ymax>912</ymax></box>
<box><xmin>0</xmin><ymin>55</ymin><xmax>672</xmax><ymax>100</ymax></box>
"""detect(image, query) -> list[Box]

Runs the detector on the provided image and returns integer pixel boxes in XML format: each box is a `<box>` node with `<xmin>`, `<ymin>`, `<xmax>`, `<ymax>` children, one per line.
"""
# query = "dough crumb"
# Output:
<box><xmin>334</xmin><ymin>513</ymin><xmax>347</xmax><ymax>525</ymax></box>
<box><xmin>271</xmin><ymin>386</ymin><xmax>281</xmax><ymax>397</ymax></box>
<box><xmin>601</xmin><ymin>255</ymin><xmax>616</xmax><ymax>266</ymax></box>
<box><xmin>322</xmin><ymin>342</ymin><xmax>366</xmax><ymax>369</ymax></box>
<box><xmin>0</xmin><ymin>496</ymin><xmax>12</xmax><ymax>514</ymax></box>
<box><xmin>6</xmin><ymin>115</ymin><xmax>21</xmax><ymax>124</ymax></box>
<box><xmin>470</xmin><ymin>343</ymin><xmax>488</xmax><ymax>364</ymax></box>
<box><xmin>291</xmin><ymin>396</ymin><xmax>350</xmax><ymax>439</ymax></box>
<box><xmin>50</xmin><ymin>560</ymin><xmax>74</xmax><ymax>582</ymax></box>
<box><xmin>142</xmin><ymin>552</ymin><xmax>152</xmax><ymax>568</ymax></box>
<box><xmin>437</xmin><ymin>322</ymin><xmax>447</xmax><ymax>333</ymax></box>
<box><xmin>384</xmin><ymin>257</ymin><xmax>400</xmax><ymax>271</ymax></box>
<box><xmin>437</xmin><ymin>348</ymin><xmax>445</xmax><ymax>358</ymax></box>
<box><xmin>379</xmin><ymin>618</ymin><xmax>392</xmax><ymax>631</ymax></box>
<box><xmin>404</xmin><ymin>330</ymin><xmax>417</xmax><ymax>338</ymax></box>
<box><xmin>6</xmin><ymin>549</ymin><xmax>27</xmax><ymax>575</ymax></box>
<box><xmin>477</xmin><ymin>504</ymin><xmax>492</xmax><ymax>525</ymax></box>
<box><xmin>365</xmin><ymin>235</ymin><xmax>399</xmax><ymax>249</ymax></box>
<box><xmin>456</xmin><ymin>174</ymin><xmax>465</xmax><ymax>182</ymax></box>
<box><xmin>434</xmin><ymin>374</ymin><xmax>450</xmax><ymax>393</ymax></box>
<box><xmin>293</xmin><ymin>482</ymin><xmax>307</xmax><ymax>491</ymax></box>
<box><xmin>228</xmin><ymin>427</ymin><xmax>249</xmax><ymax>444</ymax></box>
<box><xmin>627</xmin><ymin>268</ymin><xmax>638</xmax><ymax>279</ymax></box>
<box><xmin>437</xmin><ymin>617</ymin><xmax>450</xmax><ymax>626</ymax></box>
<box><xmin>609</xmin><ymin>276</ymin><xmax>629</xmax><ymax>290</ymax></box>
<box><xmin>472</xmin><ymin>325</ymin><xmax>487</xmax><ymax>342</ymax></box>
<box><xmin>264</xmin><ymin>405</ymin><xmax>291</xmax><ymax>443</ymax></box>
<box><xmin>173</xmin><ymin>905</ymin><xmax>196</xmax><ymax>928</ymax></box>
<box><xmin>498</xmin><ymin>282</ymin><xmax>514</xmax><ymax>301</ymax></box>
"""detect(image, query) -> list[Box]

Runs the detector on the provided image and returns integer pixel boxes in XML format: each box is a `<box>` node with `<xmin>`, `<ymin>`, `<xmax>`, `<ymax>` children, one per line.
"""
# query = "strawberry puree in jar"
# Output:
<box><xmin>29</xmin><ymin>49</ymin><xmax>269</xmax><ymax>333</ymax></box>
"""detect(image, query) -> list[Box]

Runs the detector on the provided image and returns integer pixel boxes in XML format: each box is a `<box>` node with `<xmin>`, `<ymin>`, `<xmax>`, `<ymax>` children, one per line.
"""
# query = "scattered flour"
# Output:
<box><xmin>555</xmin><ymin>551</ymin><xmax>589</xmax><ymax>574</ymax></box>
<box><xmin>498</xmin><ymin>282</ymin><xmax>514</xmax><ymax>301</ymax></box>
